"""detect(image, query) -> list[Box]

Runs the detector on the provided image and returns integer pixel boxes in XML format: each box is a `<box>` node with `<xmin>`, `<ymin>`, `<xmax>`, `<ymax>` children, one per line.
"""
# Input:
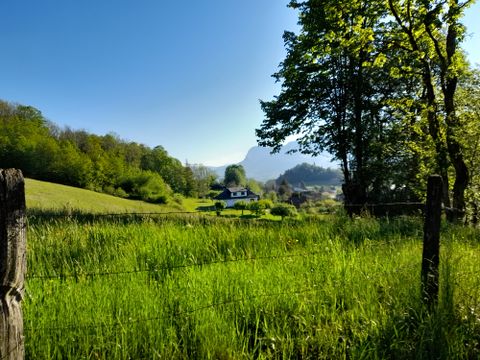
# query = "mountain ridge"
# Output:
<box><xmin>210</xmin><ymin>142</ymin><xmax>337</xmax><ymax>182</ymax></box>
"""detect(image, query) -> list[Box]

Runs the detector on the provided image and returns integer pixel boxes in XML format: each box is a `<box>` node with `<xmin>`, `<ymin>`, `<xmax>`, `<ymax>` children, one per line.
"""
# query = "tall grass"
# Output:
<box><xmin>24</xmin><ymin>214</ymin><xmax>480</xmax><ymax>359</ymax></box>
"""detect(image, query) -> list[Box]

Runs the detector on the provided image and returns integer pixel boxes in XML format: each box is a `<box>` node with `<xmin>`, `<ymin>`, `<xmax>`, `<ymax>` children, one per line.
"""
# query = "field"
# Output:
<box><xmin>25</xmin><ymin>178</ymin><xmax>186</xmax><ymax>214</ymax></box>
<box><xmin>25</xmin><ymin>212</ymin><xmax>480</xmax><ymax>359</ymax></box>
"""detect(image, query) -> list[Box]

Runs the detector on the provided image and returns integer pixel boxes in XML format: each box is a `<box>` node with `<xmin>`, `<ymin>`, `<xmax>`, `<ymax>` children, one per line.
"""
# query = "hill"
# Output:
<box><xmin>211</xmin><ymin>141</ymin><xmax>337</xmax><ymax>182</ymax></box>
<box><xmin>276</xmin><ymin>163</ymin><xmax>343</xmax><ymax>186</ymax></box>
<box><xmin>25</xmin><ymin>178</ymin><xmax>184</xmax><ymax>214</ymax></box>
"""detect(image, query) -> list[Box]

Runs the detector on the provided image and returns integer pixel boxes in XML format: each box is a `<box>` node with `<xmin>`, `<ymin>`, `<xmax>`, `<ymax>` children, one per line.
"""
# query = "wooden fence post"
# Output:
<box><xmin>0</xmin><ymin>169</ymin><xmax>26</xmax><ymax>359</ymax></box>
<box><xmin>421</xmin><ymin>175</ymin><xmax>443</xmax><ymax>307</ymax></box>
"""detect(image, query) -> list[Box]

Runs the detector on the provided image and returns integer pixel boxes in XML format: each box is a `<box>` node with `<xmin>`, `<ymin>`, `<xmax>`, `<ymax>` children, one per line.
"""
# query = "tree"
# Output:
<box><xmin>276</xmin><ymin>163</ymin><xmax>343</xmax><ymax>186</ymax></box>
<box><xmin>256</xmin><ymin>0</ymin><xmax>408</xmax><ymax>206</ymax></box>
<box><xmin>224</xmin><ymin>164</ymin><xmax>247</xmax><ymax>187</ymax></box>
<box><xmin>248</xmin><ymin>200</ymin><xmax>271</xmax><ymax>217</ymax></box>
<box><xmin>214</xmin><ymin>201</ymin><xmax>226</xmax><ymax>216</ymax></box>
<box><xmin>257</xmin><ymin>0</ymin><xmax>474</xmax><ymax>217</ymax></box>
<box><xmin>246</xmin><ymin>178</ymin><xmax>263</xmax><ymax>195</ymax></box>
<box><xmin>386</xmin><ymin>0</ymin><xmax>472</xmax><ymax>220</ymax></box>
<box><xmin>456</xmin><ymin>67</ymin><xmax>480</xmax><ymax>223</ymax></box>
<box><xmin>234</xmin><ymin>200</ymin><xmax>248</xmax><ymax>215</ymax></box>
<box><xmin>189</xmin><ymin>164</ymin><xmax>218</xmax><ymax>198</ymax></box>
<box><xmin>271</xmin><ymin>203</ymin><xmax>297</xmax><ymax>220</ymax></box>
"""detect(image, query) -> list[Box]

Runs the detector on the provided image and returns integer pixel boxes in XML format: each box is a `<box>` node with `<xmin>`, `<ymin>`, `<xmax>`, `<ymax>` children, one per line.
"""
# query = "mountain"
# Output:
<box><xmin>211</xmin><ymin>142</ymin><xmax>337</xmax><ymax>182</ymax></box>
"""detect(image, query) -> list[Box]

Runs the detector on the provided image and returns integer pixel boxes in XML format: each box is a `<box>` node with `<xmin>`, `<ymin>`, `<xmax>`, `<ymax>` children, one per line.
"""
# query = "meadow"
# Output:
<box><xmin>25</xmin><ymin>212</ymin><xmax>480</xmax><ymax>359</ymax></box>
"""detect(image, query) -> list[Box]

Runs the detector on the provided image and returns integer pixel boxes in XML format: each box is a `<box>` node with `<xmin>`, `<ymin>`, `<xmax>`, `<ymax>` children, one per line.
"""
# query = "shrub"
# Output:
<box><xmin>234</xmin><ymin>200</ymin><xmax>248</xmax><ymax>215</ymax></box>
<box><xmin>214</xmin><ymin>201</ymin><xmax>226</xmax><ymax>216</ymax></box>
<box><xmin>248</xmin><ymin>200</ymin><xmax>271</xmax><ymax>217</ymax></box>
<box><xmin>270</xmin><ymin>203</ymin><xmax>297</xmax><ymax>220</ymax></box>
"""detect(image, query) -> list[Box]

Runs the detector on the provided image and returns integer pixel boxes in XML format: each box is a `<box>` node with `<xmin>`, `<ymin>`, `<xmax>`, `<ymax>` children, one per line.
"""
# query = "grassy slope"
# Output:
<box><xmin>25</xmin><ymin>179</ymin><xmax>281</xmax><ymax>219</ymax></box>
<box><xmin>25</xmin><ymin>178</ymin><xmax>184</xmax><ymax>213</ymax></box>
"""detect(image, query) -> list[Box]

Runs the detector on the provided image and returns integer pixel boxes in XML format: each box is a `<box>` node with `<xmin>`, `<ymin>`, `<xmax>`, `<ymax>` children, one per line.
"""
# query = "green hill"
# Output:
<box><xmin>25</xmin><ymin>178</ymin><xmax>184</xmax><ymax>214</ymax></box>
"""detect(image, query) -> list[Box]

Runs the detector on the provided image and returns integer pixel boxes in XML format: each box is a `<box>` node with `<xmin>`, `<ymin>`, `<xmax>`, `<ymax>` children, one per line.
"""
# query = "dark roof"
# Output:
<box><xmin>215</xmin><ymin>187</ymin><xmax>259</xmax><ymax>200</ymax></box>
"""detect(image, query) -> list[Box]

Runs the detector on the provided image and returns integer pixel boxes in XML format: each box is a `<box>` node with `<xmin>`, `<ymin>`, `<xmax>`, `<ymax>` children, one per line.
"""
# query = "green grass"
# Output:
<box><xmin>24</xmin><ymin>214</ymin><xmax>480</xmax><ymax>359</ymax></box>
<box><xmin>25</xmin><ymin>178</ymin><xmax>185</xmax><ymax>214</ymax></box>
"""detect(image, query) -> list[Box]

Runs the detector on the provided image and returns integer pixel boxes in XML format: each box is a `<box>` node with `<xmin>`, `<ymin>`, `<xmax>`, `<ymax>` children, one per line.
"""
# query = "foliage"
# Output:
<box><xmin>233</xmin><ymin>200</ymin><xmax>248</xmax><ymax>215</ymax></box>
<box><xmin>246</xmin><ymin>178</ymin><xmax>263</xmax><ymax>196</ymax></box>
<box><xmin>277</xmin><ymin>178</ymin><xmax>292</xmax><ymax>202</ymax></box>
<box><xmin>188</xmin><ymin>164</ymin><xmax>218</xmax><ymax>198</ymax></box>
<box><xmin>0</xmin><ymin>100</ymin><xmax>203</xmax><ymax>201</ymax></box>
<box><xmin>214</xmin><ymin>201</ymin><xmax>226</xmax><ymax>215</ymax></box>
<box><xmin>121</xmin><ymin>171</ymin><xmax>172</xmax><ymax>204</ymax></box>
<box><xmin>456</xmin><ymin>67</ymin><xmax>480</xmax><ymax>223</ymax></box>
<box><xmin>256</xmin><ymin>0</ymin><xmax>475</xmax><ymax>213</ymax></box>
<box><xmin>248</xmin><ymin>199</ymin><xmax>272</xmax><ymax>217</ymax></box>
<box><xmin>276</xmin><ymin>162</ymin><xmax>342</xmax><ymax>187</ymax></box>
<box><xmin>270</xmin><ymin>203</ymin><xmax>297</xmax><ymax>219</ymax></box>
<box><xmin>223</xmin><ymin>164</ymin><xmax>247</xmax><ymax>187</ymax></box>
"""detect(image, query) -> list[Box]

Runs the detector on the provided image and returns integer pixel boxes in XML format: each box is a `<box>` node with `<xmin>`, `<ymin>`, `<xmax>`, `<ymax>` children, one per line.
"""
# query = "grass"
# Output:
<box><xmin>24</xmin><ymin>214</ymin><xmax>480</xmax><ymax>359</ymax></box>
<box><xmin>25</xmin><ymin>178</ymin><xmax>185</xmax><ymax>214</ymax></box>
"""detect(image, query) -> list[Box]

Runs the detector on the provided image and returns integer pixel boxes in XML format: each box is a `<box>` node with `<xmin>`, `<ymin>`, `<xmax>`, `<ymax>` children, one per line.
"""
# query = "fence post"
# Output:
<box><xmin>0</xmin><ymin>169</ymin><xmax>26</xmax><ymax>359</ymax></box>
<box><xmin>421</xmin><ymin>175</ymin><xmax>443</xmax><ymax>307</ymax></box>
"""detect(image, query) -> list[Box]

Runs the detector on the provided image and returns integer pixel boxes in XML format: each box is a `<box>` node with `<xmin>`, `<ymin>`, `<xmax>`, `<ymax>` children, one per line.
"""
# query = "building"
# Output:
<box><xmin>215</xmin><ymin>187</ymin><xmax>260</xmax><ymax>208</ymax></box>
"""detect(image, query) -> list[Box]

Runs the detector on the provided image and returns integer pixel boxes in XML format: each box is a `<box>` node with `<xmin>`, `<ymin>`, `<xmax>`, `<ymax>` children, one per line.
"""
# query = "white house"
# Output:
<box><xmin>215</xmin><ymin>187</ymin><xmax>260</xmax><ymax>208</ymax></box>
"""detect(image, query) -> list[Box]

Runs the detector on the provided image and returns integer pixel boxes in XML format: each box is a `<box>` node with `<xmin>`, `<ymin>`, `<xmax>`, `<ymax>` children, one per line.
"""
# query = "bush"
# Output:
<box><xmin>214</xmin><ymin>201</ymin><xmax>226</xmax><ymax>216</ymax></box>
<box><xmin>270</xmin><ymin>203</ymin><xmax>297</xmax><ymax>220</ymax></box>
<box><xmin>234</xmin><ymin>200</ymin><xmax>248</xmax><ymax>215</ymax></box>
<box><xmin>248</xmin><ymin>200</ymin><xmax>272</xmax><ymax>217</ymax></box>
<box><xmin>120</xmin><ymin>171</ymin><xmax>172</xmax><ymax>203</ymax></box>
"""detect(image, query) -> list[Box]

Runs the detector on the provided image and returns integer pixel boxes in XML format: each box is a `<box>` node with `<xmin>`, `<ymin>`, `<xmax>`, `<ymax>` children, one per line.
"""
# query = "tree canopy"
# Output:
<box><xmin>276</xmin><ymin>163</ymin><xmax>342</xmax><ymax>187</ymax></box>
<box><xmin>257</xmin><ymin>0</ymin><xmax>477</xmax><ymax>219</ymax></box>
<box><xmin>0</xmin><ymin>100</ymin><xmax>209</xmax><ymax>203</ymax></box>
<box><xmin>224</xmin><ymin>164</ymin><xmax>247</xmax><ymax>187</ymax></box>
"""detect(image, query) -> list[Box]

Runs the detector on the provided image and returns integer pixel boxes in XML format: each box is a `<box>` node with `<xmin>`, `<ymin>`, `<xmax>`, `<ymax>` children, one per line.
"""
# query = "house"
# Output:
<box><xmin>215</xmin><ymin>187</ymin><xmax>260</xmax><ymax>208</ymax></box>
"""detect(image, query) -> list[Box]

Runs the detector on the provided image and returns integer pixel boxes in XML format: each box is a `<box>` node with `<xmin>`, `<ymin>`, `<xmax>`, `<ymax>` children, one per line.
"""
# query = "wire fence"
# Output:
<box><xmin>23</xmin><ymin>249</ymin><xmax>479</xmax><ymax>333</ymax></box>
<box><xmin>26</xmin><ymin>251</ymin><xmax>326</xmax><ymax>280</ymax></box>
<box><xmin>16</xmin><ymin>206</ymin><xmax>480</xmax><ymax>358</ymax></box>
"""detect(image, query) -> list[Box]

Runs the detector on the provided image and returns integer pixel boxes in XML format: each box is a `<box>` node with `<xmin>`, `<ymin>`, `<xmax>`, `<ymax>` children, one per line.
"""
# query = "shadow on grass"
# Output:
<box><xmin>196</xmin><ymin>205</ymin><xmax>215</xmax><ymax>212</ymax></box>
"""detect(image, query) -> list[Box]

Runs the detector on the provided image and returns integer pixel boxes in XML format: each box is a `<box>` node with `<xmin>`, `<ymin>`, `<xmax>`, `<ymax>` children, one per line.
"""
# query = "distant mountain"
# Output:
<box><xmin>211</xmin><ymin>142</ymin><xmax>338</xmax><ymax>182</ymax></box>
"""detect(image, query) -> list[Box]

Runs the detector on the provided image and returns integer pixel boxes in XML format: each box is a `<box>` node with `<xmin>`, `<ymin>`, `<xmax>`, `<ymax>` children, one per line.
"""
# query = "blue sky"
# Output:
<box><xmin>0</xmin><ymin>1</ymin><xmax>479</xmax><ymax>166</ymax></box>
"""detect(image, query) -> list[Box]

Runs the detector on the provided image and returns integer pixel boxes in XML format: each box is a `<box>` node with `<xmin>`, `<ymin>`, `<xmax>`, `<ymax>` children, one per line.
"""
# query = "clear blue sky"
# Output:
<box><xmin>1</xmin><ymin>1</ymin><xmax>479</xmax><ymax>166</ymax></box>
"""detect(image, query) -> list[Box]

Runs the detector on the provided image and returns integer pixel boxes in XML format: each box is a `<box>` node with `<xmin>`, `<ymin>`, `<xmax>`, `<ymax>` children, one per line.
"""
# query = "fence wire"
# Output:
<box><xmin>24</xmin><ymin>287</ymin><xmax>316</xmax><ymax>334</ymax></box>
<box><xmin>26</xmin><ymin>251</ymin><xmax>325</xmax><ymax>280</ymax></box>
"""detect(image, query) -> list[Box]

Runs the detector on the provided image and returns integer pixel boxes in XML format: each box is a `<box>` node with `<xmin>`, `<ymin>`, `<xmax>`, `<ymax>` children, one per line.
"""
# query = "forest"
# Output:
<box><xmin>0</xmin><ymin>100</ymin><xmax>218</xmax><ymax>203</ymax></box>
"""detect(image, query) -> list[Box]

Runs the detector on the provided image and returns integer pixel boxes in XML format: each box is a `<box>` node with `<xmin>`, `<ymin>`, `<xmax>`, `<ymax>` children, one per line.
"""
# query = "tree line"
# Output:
<box><xmin>257</xmin><ymin>0</ymin><xmax>480</xmax><ymax>222</ymax></box>
<box><xmin>0</xmin><ymin>100</ymin><xmax>217</xmax><ymax>203</ymax></box>
<box><xmin>276</xmin><ymin>163</ymin><xmax>342</xmax><ymax>187</ymax></box>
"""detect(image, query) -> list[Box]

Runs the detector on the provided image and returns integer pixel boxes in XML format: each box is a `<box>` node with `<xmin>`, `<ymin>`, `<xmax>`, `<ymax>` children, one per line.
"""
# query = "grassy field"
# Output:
<box><xmin>25</xmin><ymin>178</ymin><xmax>284</xmax><ymax>220</ymax></box>
<box><xmin>24</xmin><ymin>213</ymin><xmax>480</xmax><ymax>359</ymax></box>
<box><xmin>25</xmin><ymin>178</ymin><xmax>186</xmax><ymax>214</ymax></box>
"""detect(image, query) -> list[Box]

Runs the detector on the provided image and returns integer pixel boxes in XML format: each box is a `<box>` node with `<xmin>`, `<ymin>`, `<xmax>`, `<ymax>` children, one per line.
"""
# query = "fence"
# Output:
<box><xmin>0</xmin><ymin>169</ymin><xmax>454</xmax><ymax>359</ymax></box>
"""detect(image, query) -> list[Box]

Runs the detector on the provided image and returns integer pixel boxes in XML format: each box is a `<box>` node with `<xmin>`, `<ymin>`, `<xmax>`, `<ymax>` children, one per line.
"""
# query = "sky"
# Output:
<box><xmin>0</xmin><ymin>1</ymin><xmax>479</xmax><ymax>166</ymax></box>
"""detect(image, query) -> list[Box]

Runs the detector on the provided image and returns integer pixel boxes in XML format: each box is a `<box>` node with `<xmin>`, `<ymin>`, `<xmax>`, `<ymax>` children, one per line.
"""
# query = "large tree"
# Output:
<box><xmin>257</xmin><ymin>0</ymin><xmax>411</xmax><ymax>205</ymax></box>
<box><xmin>386</xmin><ymin>0</ymin><xmax>473</xmax><ymax>220</ymax></box>
<box><xmin>456</xmin><ymin>67</ymin><xmax>480</xmax><ymax>223</ymax></box>
<box><xmin>224</xmin><ymin>164</ymin><xmax>247</xmax><ymax>187</ymax></box>
<box><xmin>257</xmin><ymin>0</ymin><xmax>474</xmax><ymax>214</ymax></box>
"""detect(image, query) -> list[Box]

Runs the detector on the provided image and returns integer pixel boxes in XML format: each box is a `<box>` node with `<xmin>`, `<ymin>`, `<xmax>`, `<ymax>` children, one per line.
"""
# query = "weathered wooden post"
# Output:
<box><xmin>421</xmin><ymin>175</ymin><xmax>443</xmax><ymax>307</ymax></box>
<box><xmin>0</xmin><ymin>169</ymin><xmax>26</xmax><ymax>359</ymax></box>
